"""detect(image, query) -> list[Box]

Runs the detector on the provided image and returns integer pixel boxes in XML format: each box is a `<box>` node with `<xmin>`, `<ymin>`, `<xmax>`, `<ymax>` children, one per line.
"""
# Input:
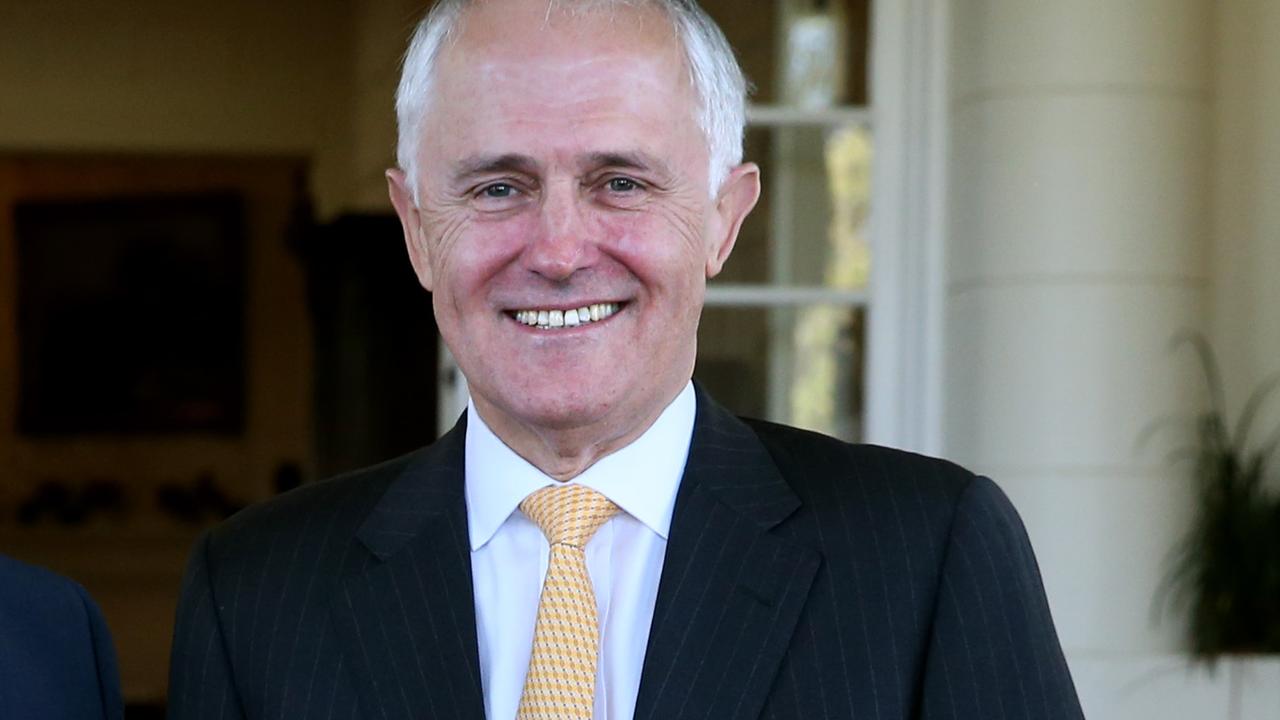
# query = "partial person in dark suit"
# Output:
<box><xmin>0</xmin><ymin>553</ymin><xmax>123</xmax><ymax>720</ymax></box>
<box><xmin>168</xmin><ymin>1</ymin><xmax>1085</xmax><ymax>718</ymax></box>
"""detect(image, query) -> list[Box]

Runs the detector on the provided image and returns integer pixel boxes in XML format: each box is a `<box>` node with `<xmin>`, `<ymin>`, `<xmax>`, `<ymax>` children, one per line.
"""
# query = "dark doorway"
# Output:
<box><xmin>304</xmin><ymin>214</ymin><xmax>439</xmax><ymax>477</ymax></box>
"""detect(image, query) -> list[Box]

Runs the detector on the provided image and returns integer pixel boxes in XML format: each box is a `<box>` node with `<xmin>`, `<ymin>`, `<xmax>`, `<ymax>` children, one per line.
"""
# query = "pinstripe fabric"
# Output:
<box><xmin>516</xmin><ymin>485</ymin><xmax>619</xmax><ymax>719</ymax></box>
<box><xmin>168</xmin><ymin>422</ymin><xmax>484</xmax><ymax>720</ymax></box>
<box><xmin>168</xmin><ymin>386</ymin><xmax>1082</xmax><ymax>719</ymax></box>
<box><xmin>631</xmin><ymin>394</ymin><xmax>1083</xmax><ymax>720</ymax></box>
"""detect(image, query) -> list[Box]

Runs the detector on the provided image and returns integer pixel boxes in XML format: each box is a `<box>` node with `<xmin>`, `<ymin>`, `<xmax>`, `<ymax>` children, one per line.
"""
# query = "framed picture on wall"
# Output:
<box><xmin>15</xmin><ymin>193</ymin><xmax>247</xmax><ymax>435</ymax></box>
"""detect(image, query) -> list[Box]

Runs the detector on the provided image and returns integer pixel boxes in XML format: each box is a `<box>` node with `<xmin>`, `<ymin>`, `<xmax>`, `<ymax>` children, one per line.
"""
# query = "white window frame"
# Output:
<box><xmin>703</xmin><ymin>0</ymin><xmax>948</xmax><ymax>455</ymax></box>
<box><xmin>865</xmin><ymin>0</ymin><xmax>949</xmax><ymax>455</ymax></box>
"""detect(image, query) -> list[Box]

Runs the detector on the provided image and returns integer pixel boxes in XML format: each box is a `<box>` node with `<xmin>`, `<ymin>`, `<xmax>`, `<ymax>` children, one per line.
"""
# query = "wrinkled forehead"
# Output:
<box><xmin>415</xmin><ymin>0</ymin><xmax>705</xmax><ymax>168</ymax></box>
<box><xmin>451</xmin><ymin>0</ymin><xmax>680</xmax><ymax>56</ymax></box>
<box><xmin>433</xmin><ymin>0</ymin><xmax>696</xmax><ymax>113</ymax></box>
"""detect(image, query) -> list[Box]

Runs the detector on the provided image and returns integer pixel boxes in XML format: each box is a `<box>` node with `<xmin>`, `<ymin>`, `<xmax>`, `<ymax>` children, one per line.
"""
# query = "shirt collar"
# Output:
<box><xmin>464</xmin><ymin>382</ymin><xmax>696</xmax><ymax>551</ymax></box>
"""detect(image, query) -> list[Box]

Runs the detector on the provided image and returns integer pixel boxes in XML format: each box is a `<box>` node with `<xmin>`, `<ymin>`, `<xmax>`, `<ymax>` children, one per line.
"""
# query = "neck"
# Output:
<box><xmin>471</xmin><ymin>385</ymin><xmax>685</xmax><ymax>481</ymax></box>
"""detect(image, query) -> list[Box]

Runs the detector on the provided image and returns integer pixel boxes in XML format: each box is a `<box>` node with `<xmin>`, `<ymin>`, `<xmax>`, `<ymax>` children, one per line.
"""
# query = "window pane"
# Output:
<box><xmin>695</xmin><ymin>304</ymin><xmax>866</xmax><ymax>442</ymax></box>
<box><xmin>714</xmin><ymin>124</ymin><xmax>872</xmax><ymax>289</ymax></box>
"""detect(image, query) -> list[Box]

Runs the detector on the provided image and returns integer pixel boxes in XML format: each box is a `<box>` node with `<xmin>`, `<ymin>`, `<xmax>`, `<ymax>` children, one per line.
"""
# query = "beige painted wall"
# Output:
<box><xmin>0</xmin><ymin>0</ymin><xmax>362</xmax><ymax>217</ymax></box>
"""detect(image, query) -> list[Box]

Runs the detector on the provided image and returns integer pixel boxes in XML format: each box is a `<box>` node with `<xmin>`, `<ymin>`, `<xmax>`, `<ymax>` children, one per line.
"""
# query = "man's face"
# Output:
<box><xmin>389</xmin><ymin>0</ymin><xmax>758</xmax><ymax>449</ymax></box>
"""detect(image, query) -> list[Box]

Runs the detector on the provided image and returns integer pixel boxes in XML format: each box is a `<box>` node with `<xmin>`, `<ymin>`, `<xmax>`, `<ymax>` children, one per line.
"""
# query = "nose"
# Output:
<box><xmin>525</xmin><ymin>181</ymin><xmax>595</xmax><ymax>282</ymax></box>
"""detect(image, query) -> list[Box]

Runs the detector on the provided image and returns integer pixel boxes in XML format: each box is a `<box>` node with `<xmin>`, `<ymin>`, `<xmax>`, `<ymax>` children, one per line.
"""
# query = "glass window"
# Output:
<box><xmin>697</xmin><ymin>0</ymin><xmax>872</xmax><ymax>442</ymax></box>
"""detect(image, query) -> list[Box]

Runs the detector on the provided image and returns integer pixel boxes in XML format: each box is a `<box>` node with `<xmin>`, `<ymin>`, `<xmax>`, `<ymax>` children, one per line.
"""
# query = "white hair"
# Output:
<box><xmin>394</xmin><ymin>0</ymin><xmax>749</xmax><ymax>202</ymax></box>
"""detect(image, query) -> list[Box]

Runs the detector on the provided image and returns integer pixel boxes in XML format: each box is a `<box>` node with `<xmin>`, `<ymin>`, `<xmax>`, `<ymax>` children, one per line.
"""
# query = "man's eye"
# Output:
<box><xmin>606</xmin><ymin>177</ymin><xmax>640</xmax><ymax>193</ymax></box>
<box><xmin>480</xmin><ymin>183</ymin><xmax>516</xmax><ymax>199</ymax></box>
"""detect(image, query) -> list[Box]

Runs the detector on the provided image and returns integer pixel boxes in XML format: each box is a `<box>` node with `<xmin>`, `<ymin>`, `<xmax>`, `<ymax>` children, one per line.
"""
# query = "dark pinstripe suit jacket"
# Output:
<box><xmin>168</xmin><ymin>388</ymin><xmax>1084</xmax><ymax>719</ymax></box>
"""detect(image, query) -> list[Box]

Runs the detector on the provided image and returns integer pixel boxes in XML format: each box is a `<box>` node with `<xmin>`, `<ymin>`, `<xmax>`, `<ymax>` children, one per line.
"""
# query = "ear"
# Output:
<box><xmin>704</xmin><ymin>162</ymin><xmax>761</xmax><ymax>278</ymax></box>
<box><xmin>387</xmin><ymin>168</ymin><xmax>434</xmax><ymax>291</ymax></box>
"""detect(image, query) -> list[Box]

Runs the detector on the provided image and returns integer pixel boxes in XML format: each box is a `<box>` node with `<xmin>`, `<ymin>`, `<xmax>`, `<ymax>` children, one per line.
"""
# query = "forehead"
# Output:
<box><xmin>422</xmin><ymin>0</ymin><xmax>702</xmax><ymax>163</ymax></box>
<box><xmin>454</xmin><ymin>0</ymin><xmax>679</xmax><ymax>54</ymax></box>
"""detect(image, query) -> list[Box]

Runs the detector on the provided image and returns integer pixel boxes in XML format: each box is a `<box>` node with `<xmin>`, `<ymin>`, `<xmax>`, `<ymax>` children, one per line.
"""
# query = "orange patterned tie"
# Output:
<box><xmin>516</xmin><ymin>484</ymin><xmax>620</xmax><ymax>720</ymax></box>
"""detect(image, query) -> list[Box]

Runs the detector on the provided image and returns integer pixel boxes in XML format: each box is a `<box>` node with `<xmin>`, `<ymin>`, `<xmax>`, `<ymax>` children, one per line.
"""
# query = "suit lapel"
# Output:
<box><xmin>330</xmin><ymin>417</ymin><xmax>487</xmax><ymax>720</ymax></box>
<box><xmin>327</xmin><ymin>391</ymin><xmax>820</xmax><ymax>720</ymax></box>
<box><xmin>634</xmin><ymin>389</ymin><xmax>821</xmax><ymax>720</ymax></box>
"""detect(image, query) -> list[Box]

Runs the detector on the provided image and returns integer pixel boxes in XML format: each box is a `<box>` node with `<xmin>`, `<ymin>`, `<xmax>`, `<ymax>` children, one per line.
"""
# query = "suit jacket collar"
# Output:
<box><xmin>354</xmin><ymin>414</ymin><xmax>468</xmax><ymax>561</ymax></box>
<box><xmin>340</xmin><ymin>386</ymin><xmax>820</xmax><ymax>719</ymax></box>
<box><xmin>354</xmin><ymin>382</ymin><xmax>800</xmax><ymax>556</ymax></box>
<box><xmin>679</xmin><ymin>385</ymin><xmax>802</xmax><ymax>529</ymax></box>
<box><xmin>334</xmin><ymin>416</ymin><xmax>488</xmax><ymax>720</ymax></box>
<box><xmin>633</xmin><ymin>386</ymin><xmax>821</xmax><ymax>720</ymax></box>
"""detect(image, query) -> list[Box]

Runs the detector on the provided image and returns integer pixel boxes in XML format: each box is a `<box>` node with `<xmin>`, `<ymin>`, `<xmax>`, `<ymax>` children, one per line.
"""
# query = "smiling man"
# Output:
<box><xmin>387</xmin><ymin>0</ymin><xmax>757</xmax><ymax>483</ymax></box>
<box><xmin>167</xmin><ymin>1</ymin><xmax>1084</xmax><ymax>719</ymax></box>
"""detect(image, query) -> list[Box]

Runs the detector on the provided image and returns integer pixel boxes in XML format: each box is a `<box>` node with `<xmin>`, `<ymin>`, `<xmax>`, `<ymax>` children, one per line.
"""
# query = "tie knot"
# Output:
<box><xmin>520</xmin><ymin>484</ymin><xmax>619</xmax><ymax>548</ymax></box>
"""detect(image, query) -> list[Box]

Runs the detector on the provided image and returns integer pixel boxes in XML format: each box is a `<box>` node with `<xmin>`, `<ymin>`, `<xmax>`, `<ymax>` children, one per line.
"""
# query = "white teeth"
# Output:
<box><xmin>512</xmin><ymin>302</ymin><xmax>621</xmax><ymax>329</ymax></box>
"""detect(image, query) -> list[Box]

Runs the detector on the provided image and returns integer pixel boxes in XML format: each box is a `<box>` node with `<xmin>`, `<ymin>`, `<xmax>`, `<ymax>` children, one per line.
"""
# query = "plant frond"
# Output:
<box><xmin>1259</xmin><ymin>423</ymin><xmax>1280</xmax><ymax>468</ymax></box>
<box><xmin>1170</xmin><ymin>330</ymin><xmax>1228</xmax><ymax>426</ymax></box>
<box><xmin>1198</xmin><ymin>413</ymin><xmax>1231</xmax><ymax>456</ymax></box>
<box><xmin>1232</xmin><ymin>371</ymin><xmax>1280</xmax><ymax>452</ymax></box>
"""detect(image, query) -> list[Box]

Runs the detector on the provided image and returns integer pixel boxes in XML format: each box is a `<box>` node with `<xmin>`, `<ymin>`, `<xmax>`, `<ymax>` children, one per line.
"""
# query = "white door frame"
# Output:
<box><xmin>865</xmin><ymin>0</ymin><xmax>950</xmax><ymax>456</ymax></box>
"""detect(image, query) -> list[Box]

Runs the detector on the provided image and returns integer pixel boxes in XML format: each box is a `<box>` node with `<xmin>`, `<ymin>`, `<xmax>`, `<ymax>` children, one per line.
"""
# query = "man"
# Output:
<box><xmin>168</xmin><ymin>1</ymin><xmax>1084</xmax><ymax>718</ymax></box>
<box><xmin>0</xmin><ymin>553</ymin><xmax>123</xmax><ymax>720</ymax></box>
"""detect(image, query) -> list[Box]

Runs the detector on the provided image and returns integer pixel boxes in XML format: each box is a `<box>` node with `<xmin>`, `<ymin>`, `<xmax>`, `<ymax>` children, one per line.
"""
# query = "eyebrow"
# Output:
<box><xmin>448</xmin><ymin>150</ymin><xmax>677</xmax><ymax>185</ymax></box>
<box><xmin>450</xmin><ymin>153</ymin><xmax>541</xmax><ymax>184</ymax></box>
<box><xmin>583</xmin><ymin>151</ymin><xmax>674</xmax><ymax>180</ymax></box>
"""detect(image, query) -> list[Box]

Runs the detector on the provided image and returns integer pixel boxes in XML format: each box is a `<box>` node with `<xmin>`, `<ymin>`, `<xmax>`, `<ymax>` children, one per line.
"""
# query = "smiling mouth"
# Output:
<box><xmin>509</xmin><ymin>302</ymin><xmax>623</xmax><ymax>330</ymax></box>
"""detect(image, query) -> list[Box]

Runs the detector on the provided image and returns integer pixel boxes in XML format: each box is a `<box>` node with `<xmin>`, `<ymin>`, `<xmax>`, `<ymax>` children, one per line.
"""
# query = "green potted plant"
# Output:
<box><xmin>1155</xmin><ymin>332</ymin><xmax>1280</xmax><ymax>658</ymax></box>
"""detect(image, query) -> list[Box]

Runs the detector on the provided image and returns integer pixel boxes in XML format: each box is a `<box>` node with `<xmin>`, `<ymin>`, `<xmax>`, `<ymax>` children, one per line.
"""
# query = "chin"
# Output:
<box><xmin>487</xmin><ymin>381</ymin><xmax>622</xmax><ymax>433</ymax></box>
<box><xmin>523</xmin><ymin>394</ymin><xmax>615</xmax><ymax>431</ymax></box>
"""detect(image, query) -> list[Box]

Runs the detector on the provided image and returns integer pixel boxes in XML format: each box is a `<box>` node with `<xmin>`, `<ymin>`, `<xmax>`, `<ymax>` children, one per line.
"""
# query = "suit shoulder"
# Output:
<box><xmin>0</xmin><ymin>553</ymin><xmax>85</xmax><ymax>609</ymax></box>
<box><xmin>0</xmin><ymin>554</ymin><xmax>120</xmax><ymax>717</ymax></box>
<box><xmin>0</xmin><ymin>553</ymin><xmax>104</xmax><ymax>647</ymax></box>
<box><xmin>743</xmin><ymin>417</ymin><xmax>978</xmax><ymax>508</ymax></box>
<box><xmin>204</xmin><ymin>448</ymin><xmax>425</xmax><ymax>564</ymax></box>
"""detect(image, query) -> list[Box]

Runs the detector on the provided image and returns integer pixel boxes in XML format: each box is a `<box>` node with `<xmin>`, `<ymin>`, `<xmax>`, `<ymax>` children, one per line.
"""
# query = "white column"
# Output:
<box><xmin>1211</xmin><ymin>0</ymin><xmax>1280</xmax><ymax>431</ymax></box>
<box><xmin>945</xmin><ymin>0</ymin><xmax>1212</xmax><ymax>669</ymax></box>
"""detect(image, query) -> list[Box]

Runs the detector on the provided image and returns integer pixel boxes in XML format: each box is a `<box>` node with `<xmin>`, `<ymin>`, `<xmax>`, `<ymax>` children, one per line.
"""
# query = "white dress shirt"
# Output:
<box><xmin>465</xmin><ymin>382</ymin><xmax>695</xmax><ymax>720</ymax></box>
